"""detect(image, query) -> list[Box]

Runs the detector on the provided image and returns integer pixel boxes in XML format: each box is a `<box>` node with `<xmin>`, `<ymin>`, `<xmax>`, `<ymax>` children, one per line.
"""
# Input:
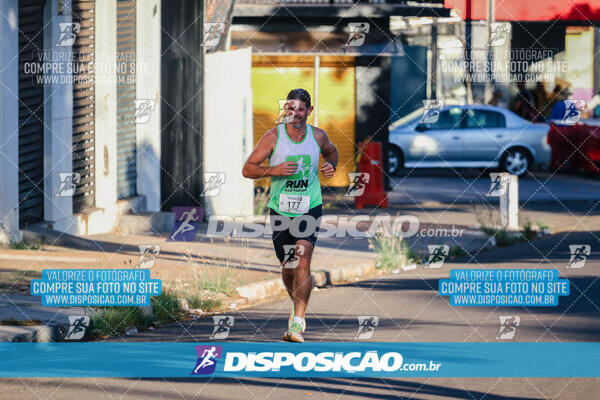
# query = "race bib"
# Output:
<box><xmin>279</xmin><ymin>194</ymin><xmax>310</xmax><ymax>214</ymax></box>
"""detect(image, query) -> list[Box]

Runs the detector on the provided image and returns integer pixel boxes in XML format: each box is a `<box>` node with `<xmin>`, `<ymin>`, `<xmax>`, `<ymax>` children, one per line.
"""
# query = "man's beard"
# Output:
<box><xmin>290</xmin><ymin>117</ymin><xmax>306</xmax><ymax>129</ymax></box>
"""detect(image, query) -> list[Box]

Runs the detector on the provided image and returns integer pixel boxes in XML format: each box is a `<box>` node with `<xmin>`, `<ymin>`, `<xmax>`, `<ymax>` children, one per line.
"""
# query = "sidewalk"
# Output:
<box><xmin>321</xmin><ymin>194</ymin><xmax>600</xmax><ymax>236</ymax></box>
<box><xmin>0</xmin><ymin>223</ymin><xmax>376</xmax><ymax>341</ymax></box>
<box><xmin>0</xmin><ymin>294</ymin><xmax>87</xmax><ymax>342</ymax></box>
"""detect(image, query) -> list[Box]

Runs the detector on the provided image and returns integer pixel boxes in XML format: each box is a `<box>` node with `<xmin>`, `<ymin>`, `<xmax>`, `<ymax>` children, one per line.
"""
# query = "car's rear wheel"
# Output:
<box><xmin>388</xmin><ymin>146</ymin><xmax>403</xmax><ymax>176</ymax></box>
<box><xmin>501</xmin><ymin>148</ymin><xmax>531</xmax><ymax>177</ymax></box>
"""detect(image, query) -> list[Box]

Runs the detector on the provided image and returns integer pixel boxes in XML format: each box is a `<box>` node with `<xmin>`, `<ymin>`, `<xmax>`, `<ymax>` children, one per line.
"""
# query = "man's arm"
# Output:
<box><xmin>242</xmin><ymin>129</ymin><xmax>297</xmax><ymax>179</ymax></box>
<box><xmin>315</xmin><ymin>128</ymin><xmax>338</xmax><ymax>179</ymax></box>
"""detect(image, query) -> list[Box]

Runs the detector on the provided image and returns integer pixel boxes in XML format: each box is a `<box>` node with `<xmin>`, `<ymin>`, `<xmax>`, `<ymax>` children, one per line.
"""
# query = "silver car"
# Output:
<box><xmin>388</xmin><ymin>104</ymin><xmax>551</xmax><ymax>177</ymax></box>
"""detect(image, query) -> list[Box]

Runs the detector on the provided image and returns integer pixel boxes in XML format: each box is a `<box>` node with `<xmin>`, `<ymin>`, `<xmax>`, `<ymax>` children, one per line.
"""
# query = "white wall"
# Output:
<box><xmin>94</xmin><ymin>0</ymin><xmax>117</xmax><ymax>211</ymax></box>
<box><xmin>203</xmin><ymin>47</ymin><xmax>254</xmax><ymax>218</ymax></box>
<box><xmin>76</xmin><ymin>0</ymin><xmax>119</xmax><ymax>235</ymax></box>
<box><xmin>0</xmin><ymin>0</ymin><xmax>21</xmax><ymax>243</ymax></box>
<box><xmin>44</xmin><ymin>0</ymin><xmax>76</xmax><ymax>234</ymax></box>
<box><xmin>136</xmin><ymin>0</ymin><xmax>161</xmax><ymax>212</ymax></box>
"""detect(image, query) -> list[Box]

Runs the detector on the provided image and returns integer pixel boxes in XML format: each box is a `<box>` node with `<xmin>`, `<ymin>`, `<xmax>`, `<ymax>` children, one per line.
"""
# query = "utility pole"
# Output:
<box><xmin>314</xmin><ymin>55</ymin><xmax>320</xmax><ymax>127</ymax></box>
<box><xmin>465</xmin><ymin>0</ymin><xmax>473</xmax><ymax>104</ymax></box>
<box><xmin>431</xmin><ymin>22</ymin><xmax>438</xmax><ymax>99</ymax></box>
<box><xmin>485</xmin><ymin>0</ymin><xmax>496</xmax><ymax>103</ymax></box>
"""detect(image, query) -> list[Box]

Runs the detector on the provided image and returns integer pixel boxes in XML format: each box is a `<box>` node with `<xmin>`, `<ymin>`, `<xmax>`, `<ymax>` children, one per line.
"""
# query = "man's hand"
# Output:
<box><xmin>320</xmin><ymin>162</ymin><xmax>335</xmax><ymax>178</ymax></box>
<box><xmin>273</xmin><ymin>161</ymin><xmax>298</xmax><ymax>176</ymax></box>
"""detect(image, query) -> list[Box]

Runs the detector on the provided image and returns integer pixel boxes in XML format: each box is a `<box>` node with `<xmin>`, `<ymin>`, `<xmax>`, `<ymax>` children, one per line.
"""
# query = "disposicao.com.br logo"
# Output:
<box><xmin>191</xmin><ymin>346</ymin><xmax>442</xmax><ymax>376</ymax></box>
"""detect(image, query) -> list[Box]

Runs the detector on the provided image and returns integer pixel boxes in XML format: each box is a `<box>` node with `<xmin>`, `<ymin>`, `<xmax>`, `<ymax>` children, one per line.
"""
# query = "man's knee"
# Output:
<box><xmin>296</xmin><ymin>246</ymin><xmax>313</xmax><ymax>269</ymax></box>
<box><xmin>295</xmin><ymin>257</ymin><xmax>311</xmax><ymax>271</ymax></box>
<box><xmin>296</xmin><ymin>240</ymin><xmax>314</xmax><ymax>258</ymax></box>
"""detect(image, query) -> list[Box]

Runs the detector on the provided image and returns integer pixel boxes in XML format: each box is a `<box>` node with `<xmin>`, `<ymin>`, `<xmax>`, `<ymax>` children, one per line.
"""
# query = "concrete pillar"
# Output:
<box><xmin>93</xmin><ymin>0</ymin><xmax>118</xmax><ymax>215</ymax></box>
<box><xmin>43</xmin><ymin>0</ymin><xmax>75</xmax><ymax>234</ymax></box>
<box><xmin>203</xmin><ymin>48</ymin><xmax>253</xmax><ymax>218</ymax></box>
<box><xmin>0</xmin><ymin>0</ymin><xmax>22</xmax><ymax>243</ymax></box>
<box><xmin>136</xmin><ymin>0</ymin><xmax>161</xmax><ymax>212</ymax></box>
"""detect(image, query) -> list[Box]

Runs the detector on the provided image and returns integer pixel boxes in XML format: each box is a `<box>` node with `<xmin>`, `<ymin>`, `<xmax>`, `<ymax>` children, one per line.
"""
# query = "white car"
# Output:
<box><xmin>388</xmin><ymin>104</ymin><xmax>551</xmax><ymax>177</ymax></box>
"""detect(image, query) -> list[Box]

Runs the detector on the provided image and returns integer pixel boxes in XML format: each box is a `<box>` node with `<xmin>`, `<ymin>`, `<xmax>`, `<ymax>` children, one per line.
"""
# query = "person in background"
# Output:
<box><xmin>511</xmin><ymin>81</ymin><xmax>536</xmax><ymax>121</ymax></box>
<box><xmin>532</xmin><ymin>81</ymin><xmax>549</xmax><ymax>121</ymax></box>
<box><xmin>488</xmin><ymin>88</ymin><xmax>507</xmax><ymax>108</ymax></box>
<box><xmin>544</xmin><ymin>78</ymin><xmax>573</xmax><ymax>119</ymax></box>
<box><xmin>585</xmin><ymin>91</ymin><xmax>600</xmax><ymax>119</ymax></box>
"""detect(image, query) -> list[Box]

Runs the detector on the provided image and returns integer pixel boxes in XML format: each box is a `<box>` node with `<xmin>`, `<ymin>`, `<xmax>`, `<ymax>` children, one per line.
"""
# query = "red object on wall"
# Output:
<box><xmin>444</xmin><ymin>0</ymin><xmax>600</xmax><ymax>21</ymax></box>
<box><xmin>354</xmin><ymin>141</ymin><xmax>388</xmax><ymax>209</ymax></box>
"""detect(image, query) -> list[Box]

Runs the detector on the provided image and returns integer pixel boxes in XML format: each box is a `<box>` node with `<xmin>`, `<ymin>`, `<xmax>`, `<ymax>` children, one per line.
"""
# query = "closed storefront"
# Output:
<box><xmin>116</xmin><ymin>0</ymin><xmax>137</xmax><ymax>199</ymax></box>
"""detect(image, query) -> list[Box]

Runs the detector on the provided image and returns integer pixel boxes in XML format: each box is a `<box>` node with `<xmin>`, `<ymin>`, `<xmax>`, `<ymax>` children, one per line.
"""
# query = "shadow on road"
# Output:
<box><xmin>137</xmin><ymin>377</ymin><xmax>544</xmax><ymax>400</ymax></box>
<box><xmin>346</xmin><ymin>276</ymin><xmax>600</xmax><ymax>316</ymax></box>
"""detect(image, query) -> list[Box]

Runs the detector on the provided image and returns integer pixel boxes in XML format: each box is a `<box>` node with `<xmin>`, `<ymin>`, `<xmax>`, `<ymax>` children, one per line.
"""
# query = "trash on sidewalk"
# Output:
<box><xmin>125</xmin><ymin>326</ymin><xmax>138</xmax><ymax>336</ymax></box>
<box><xmin>178</xmin><ymin>298</ymin><xmax>190</xmax><ymax>311</ymax></box>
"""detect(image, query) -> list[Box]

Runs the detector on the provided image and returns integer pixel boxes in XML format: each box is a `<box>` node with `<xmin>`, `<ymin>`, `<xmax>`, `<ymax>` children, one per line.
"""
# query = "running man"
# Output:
<box><xmin>193</xmin><ymin>346</ymin><xmax>218</xmax><ymax>374</ymax></box>
<box><xmin>242</xmin><ymin>88</ymin><xmax>338</xmax><ymax>342</ymax></box>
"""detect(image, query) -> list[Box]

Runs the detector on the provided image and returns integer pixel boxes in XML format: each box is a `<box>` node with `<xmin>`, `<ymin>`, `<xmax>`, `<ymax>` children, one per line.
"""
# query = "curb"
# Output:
<box><xmin>0</xmin><ymin>324</ymin><xmax>65</xmax><ymax>342</ymax></box>
<box><xmin>234</xmin><ymin>260</ymin><xmax>377</xmax><ymax>304</ymax></box>
<box><xmin>318</xmin><ymin>261</ymin><xmax>376</xmax><ymax>285</ymax></box>
<box><xmin>235</xmin><ymin>278</ymin><xmax>286</xmax><ymax>304</ymax></box>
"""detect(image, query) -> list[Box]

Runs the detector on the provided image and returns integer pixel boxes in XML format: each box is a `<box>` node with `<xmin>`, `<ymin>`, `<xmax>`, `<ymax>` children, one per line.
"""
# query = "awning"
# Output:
<box><xmin>231</xmin><ymin>1</ymin><xmax>451</xmax><ymax>54</ymax></box>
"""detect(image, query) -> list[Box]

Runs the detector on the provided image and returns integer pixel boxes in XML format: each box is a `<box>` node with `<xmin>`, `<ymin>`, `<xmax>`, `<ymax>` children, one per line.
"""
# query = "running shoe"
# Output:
<box><xmin>288</xmin><ymin>305</ymin><xmax>306</xmax><ymax>332</ymax></box>
<box><xmin>284</xmin><ymin>321</ymin><xmax>305</xmax><ymax>343</ymax></box>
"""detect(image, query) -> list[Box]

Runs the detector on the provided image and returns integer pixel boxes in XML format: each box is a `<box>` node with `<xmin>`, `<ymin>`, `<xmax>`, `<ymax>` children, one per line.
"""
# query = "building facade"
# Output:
<box><xmin>0</xmin><ymin>0</ymin><xmax>161</xmax><ymax>243</ymax></box>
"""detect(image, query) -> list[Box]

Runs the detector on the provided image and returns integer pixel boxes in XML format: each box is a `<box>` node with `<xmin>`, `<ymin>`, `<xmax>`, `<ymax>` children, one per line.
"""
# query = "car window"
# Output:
<box><xmin>427</xmin><ymin>107</ymin><xmax>464</xmax><ymax>130</ymax></box>
<box><xmin>390</xmin><ymin>108</ymin><xmax>424</xmax><ymax>129</ymax></box>
<box><xmin>465</xmin><ymin>109</ymin><xmax>506</xmax><ymax>128</ymax></box>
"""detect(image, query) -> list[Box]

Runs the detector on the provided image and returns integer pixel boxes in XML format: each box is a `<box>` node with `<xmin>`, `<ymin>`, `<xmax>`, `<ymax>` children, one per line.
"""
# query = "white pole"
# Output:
<box><xmin>485</xmin><ymin>0</ymin><xmax>495</xmax><ymax>103</ymax></box>
<box><xmin>314</xmin><ymin>55</ymin><xmax>320</xmax><ymax>127</ymax></box>
<box><xmin>500</xmin><ymin>174</ymin><xmax>518</xmax><ymax>230</ymax></box>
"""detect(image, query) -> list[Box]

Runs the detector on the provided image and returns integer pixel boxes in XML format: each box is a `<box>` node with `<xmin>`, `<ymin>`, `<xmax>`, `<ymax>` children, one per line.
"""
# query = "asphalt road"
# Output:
<box><xmin>2</xmin><ymin>231</ymin><xmax>599</xmax><ymax>399</ymax></box>
<box><xmin>388</xmin><ymin>170</ymin><xmax>600</xmax><ymax>204</ymax></box>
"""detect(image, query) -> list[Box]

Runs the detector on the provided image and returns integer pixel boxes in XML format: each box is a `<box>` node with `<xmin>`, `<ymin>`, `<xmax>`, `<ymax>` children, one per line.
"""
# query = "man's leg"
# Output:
<box><xmin>290</xmin><ymin>239</ymin><xmax>314</xmax><ymax>319</ymax></box>
<box><xmin>281</xmin><ymin>267</ymin><xmax>294</xmax><ymax>299</ymax></box>
<box><xmin>271</xmin><ymin>209</ymin><xmax>295</xmax><ymax>300</ymax></box>
<box><xmin>282</xmin><ymin>207</ymin><xmax>320</xmax><ymax>342</ymax></box>
<box><xmin>281</xmin><ymin>240</ymin><xmax>312</xmax><ymax>307</ymax></box>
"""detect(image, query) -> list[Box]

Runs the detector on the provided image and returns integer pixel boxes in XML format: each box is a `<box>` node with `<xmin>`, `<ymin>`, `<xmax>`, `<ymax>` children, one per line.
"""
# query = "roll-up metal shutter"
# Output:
<box><xmin>72</xmin><ymin>0</ymin><xmax>96</xmax><ymax>213</ymax></box>
<box><xmin>116</xmin><ymin>0</ymin><xmax>137</xmax><ymax>199</ymax></box>
<box><xmin>18</xmin><ymin>1</ymin><xmax>45</xmax><ymax>228</ymax></box>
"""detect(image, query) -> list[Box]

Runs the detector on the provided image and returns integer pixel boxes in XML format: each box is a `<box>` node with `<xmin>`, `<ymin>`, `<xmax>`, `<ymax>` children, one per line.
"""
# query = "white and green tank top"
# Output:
<box><xmin>267</xmin><ymin>123</ymin><xmax>323</xmax><ymax>216</ymax></box>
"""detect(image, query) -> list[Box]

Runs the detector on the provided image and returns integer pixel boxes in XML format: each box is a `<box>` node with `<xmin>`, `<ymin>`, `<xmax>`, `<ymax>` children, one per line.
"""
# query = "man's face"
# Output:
<box><xmin>285</xmin><ymin>99</ymin><xmax>313</xmax><ymax>128</ymax></box>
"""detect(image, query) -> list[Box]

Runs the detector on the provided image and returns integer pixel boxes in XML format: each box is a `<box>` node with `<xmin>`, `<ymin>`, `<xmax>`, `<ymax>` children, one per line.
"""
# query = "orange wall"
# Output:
<box><xmin>251</xmin><ymin>56</ymin><xmax>356</xmax><ymax>188</ymax></box>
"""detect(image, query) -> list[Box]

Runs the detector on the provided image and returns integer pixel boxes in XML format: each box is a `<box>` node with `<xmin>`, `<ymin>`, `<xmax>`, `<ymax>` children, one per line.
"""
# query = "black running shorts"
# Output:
<box><xmin>269</xmin><ymin>205</ymin><xmax>322</xmax><ymax>264</ymax></box>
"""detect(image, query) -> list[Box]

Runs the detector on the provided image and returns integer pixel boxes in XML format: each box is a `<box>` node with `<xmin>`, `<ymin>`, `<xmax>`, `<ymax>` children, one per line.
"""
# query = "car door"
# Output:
<box><xmin>460</xmin><ymin>109</ymin><xmax>508</xmax><ymax>163</ymax></box>
<box><xmin>408</xmin><ymin>107</ymin><xmax>465</xmax><ymax>164</ymax></box>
